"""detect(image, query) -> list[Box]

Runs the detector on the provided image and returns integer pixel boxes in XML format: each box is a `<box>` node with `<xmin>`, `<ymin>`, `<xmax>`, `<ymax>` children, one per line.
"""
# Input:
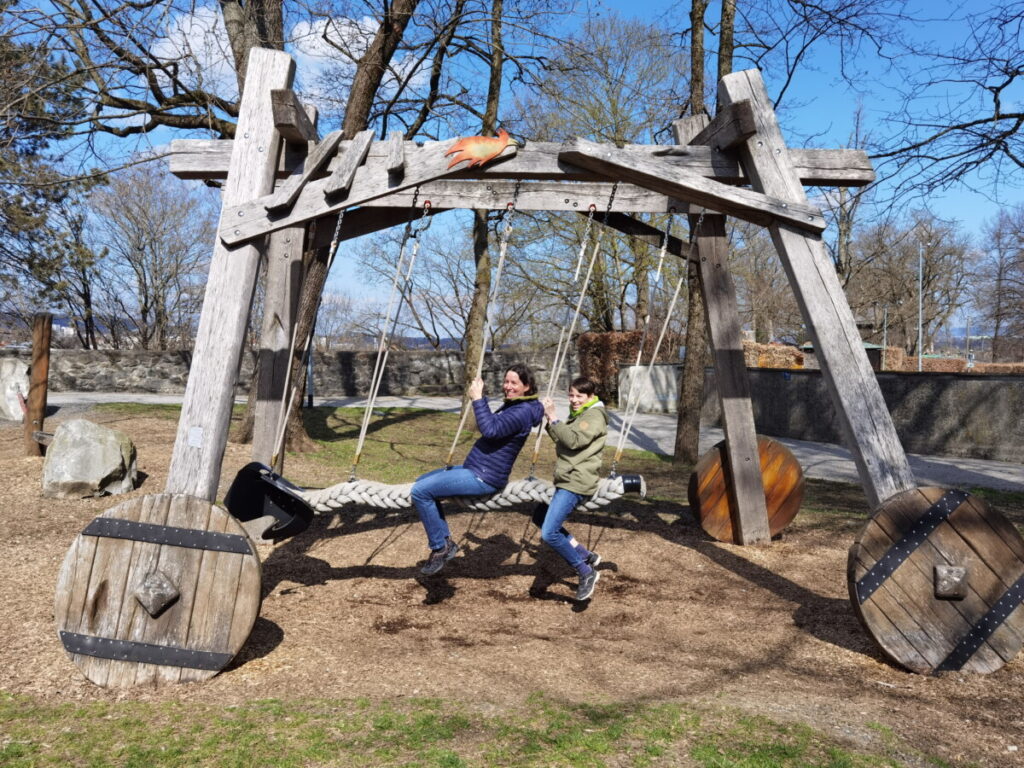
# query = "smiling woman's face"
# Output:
<box><xmin>503</xmin><ymin>370</ymin><xmax>527</xmax><ymax>398</ymax></box>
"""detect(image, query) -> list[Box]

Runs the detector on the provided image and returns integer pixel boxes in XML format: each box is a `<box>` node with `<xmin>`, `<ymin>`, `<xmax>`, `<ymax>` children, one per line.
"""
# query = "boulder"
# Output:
<box><xmin>42</xmin><ymin>419</ymin><xmax>138</xmax><ymax>498</ymax></box>
<box><xmin>0</xmin><ymin>358</ymin><xmax>29</xmax><ymax>421</ymax></box>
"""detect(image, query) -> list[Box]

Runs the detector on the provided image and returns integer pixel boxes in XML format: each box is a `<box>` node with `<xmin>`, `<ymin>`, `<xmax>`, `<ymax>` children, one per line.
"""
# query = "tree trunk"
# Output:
<box><xmin>219</xmin><ymin>0</ymin><xmax>285</xmax><ymax>96</ymax></box>
<box><xmin>674</xmin><ymin>0</ymin><xmax>710</xmax><ymax>465</ymax></box>
<box><xmin>341</xmin><ymin>0</ymin><xmax>421</xmax><ymax>137</ymax></box>
<box><xmin>276</xmin><ymin>0</ymin><xmax>423</xmax><ymax>456</ymax></box>
<box><xmin>463</xmin><ymin>0</ymin><xmax>504</xmax><ymax>405</ymax></box>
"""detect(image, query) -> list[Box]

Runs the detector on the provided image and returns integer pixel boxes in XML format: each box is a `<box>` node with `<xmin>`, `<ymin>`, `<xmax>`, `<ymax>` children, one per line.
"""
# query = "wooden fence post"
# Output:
<box><xmin>24</xmin><ymin>312</ymin><xmax>52</xmax><ymax>456</ymax></box>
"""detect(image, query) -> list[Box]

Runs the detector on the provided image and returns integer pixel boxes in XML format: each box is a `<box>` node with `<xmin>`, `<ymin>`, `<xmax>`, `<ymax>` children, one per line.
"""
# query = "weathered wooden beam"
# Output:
<box><xmin>598</xmin><ymin>212</ymin><xmax>695</xmax><ymax>262</ymax></box>
<box><xmin>307</xmin><ymin>206</ymin><xmax>452</xmax><ymax>249</ymax></box>
<box><xmin>265</xmin><ymin>129</ymin><xmax>343</xmax><ymax>213</ymax></box>
<box><xmin>169</xmin><ymin>138</ymin><xmax>875</xmax><ymax>188</ymax></box>
<box><xmin>719</xmin><ymin>68</ymin><xmax>914</xmax><ymax>508</ymax></box>
<box><xmin>356</xmin><ymin>180</ymin><xmax>691</xmax><ymax>213</ymax></box>
<box><xmin>386</xmin><ymin>130</ymin><xmax>405</xmax><ymax>174</ymax></box>
<box><xmin>165</xmin><ymin>48</ymin><xmax>295</xmax><ymax>501</ymax></box>
<box><xmin>560</xmin><ymin>137</ymin><xmax>827</xmax><ymax>233</ymax></box>
<box><xmin>694</xmin><ymin>213</ymin><xmax>771</xmax><ymax>545</ymax></box>
<box><xmin>271</xmin><ymin>89</ymin><xmax>318</xmax><ymax>144</ymax></box>
<box><xmin>323</xmin><ymin>129</ymin><xmax>375</xmax><ymax>196</ymax></box>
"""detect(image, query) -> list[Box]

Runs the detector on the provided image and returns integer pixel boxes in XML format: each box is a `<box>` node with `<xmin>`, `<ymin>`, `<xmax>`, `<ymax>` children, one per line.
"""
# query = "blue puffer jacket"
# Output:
<box><xmin>463</xmin><ymin>396</ymin><xmax>545</xmax><ymax>489</ymax></box>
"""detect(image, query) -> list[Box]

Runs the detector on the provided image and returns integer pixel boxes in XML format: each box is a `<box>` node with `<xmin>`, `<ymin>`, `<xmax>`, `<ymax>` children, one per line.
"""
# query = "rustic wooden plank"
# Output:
<box><xmin>560</xmin><ymin>138</ymin><xmax>826</xmax><ymax>233</ymax></box>
<box><xmin>135</xmin><ymin>494</ymin><xmax>210</xmax><ymax>685</ymax></box>
<box><xmin>226</xmin><ymin>518</ymin><xmax>263</xmax><ymax>659</ymax></box>
<box><xmin>171</xmin><ymin>137</ymin><xmax>874</xmax><ymax>185</ymax></box>
<box><xmin>253</xmin><ymin>224</ymin><xmax>305</xmax><ymax>465</ymax></box>
<box><xmin>265</xmin><ymin>130</ymin><xmax>343</xmax><ymax>213</ymax></box>
<box><xmin>24</xmin><ymin>312</ymin><xmax>51</xmax><ymax>456</ymax></box>
<box><xmin>165</xmin><ymin>48</ymin><xmax>295</xmax><ymax>501</ymax></box>
<box><xmin>685</xmin><ymin>100</ymin><xmax>757</xmax><ymax>151</ymax></box>
<box><xmin>179</xmin><ymin>508</ymin><xmax>240</xmax><ymax>683</ymax></box>
<box><xmin>323</xmin><ymin>129</ymin><xmax>375</xmax><ymax>196</ymax></box>
<box><xmin>54</xmin><ymin>516</ymin><xmax>99</xmax><ymax>651</ymax></box>
<box><xmin>103</xmin><ymin>494</ymin><xmax>171</xmax><ymax>688</ymax></box>
<box><xmin>358</xmin><ymin>180</ymin><xmax>690</xmax><ymax>214</ymax></box>
<box><xmin>695</xmin><ymin>214</ymin><xmax>771</xmax><ymax>544</ymax></box>
<box><xmin>386</xmin><ymin>130</ymin><xmax>405</xmax><ymax>173</ymax></box>
<box><xmin>718</xmin><ymin>68</ymin><xmax>915</xmax><ymax>509</ymax></box>
<box><xmin>76</xmin><ymin>500</ymin><xmax>143</xmax><ymax>687</ymax></box>
<box><xmin>271</xmin><ymin>89</ymin><xmax>318</xmax><ymax>144</ymax></box>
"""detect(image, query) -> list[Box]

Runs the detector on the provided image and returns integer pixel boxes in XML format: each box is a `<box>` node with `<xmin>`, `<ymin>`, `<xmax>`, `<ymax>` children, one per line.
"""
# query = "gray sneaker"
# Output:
<box><xmin>585</xmin><ymin>551</ymin><xmax>601</xmax><ymax>568</ymax></box>
<box><xmin>420</xmin><ymin>538</ymin><xmax>459</xmax><ymax>575</ymax></box>
<box><xmin>575</xmin><ymin>569</ymin><xmax>600</xmax><ymax>601</ymax></box>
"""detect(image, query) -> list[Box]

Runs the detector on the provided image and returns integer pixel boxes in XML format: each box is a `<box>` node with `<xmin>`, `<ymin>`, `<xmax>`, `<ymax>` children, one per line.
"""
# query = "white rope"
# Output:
<box><xmin>614</xmin><ymin>212</ymin><xmax>674</xmax><ymax>462</ymax></box>
<box><xmin>299</xmin><ymin>473</ymin><xmax>645</xmax><ymax>514</ymax></box>
<box><xmin>445</xmin><ymin>195</ymin><xmax>519</xmax><ymax>467</ymax></box>
<box><xmin>351</xmin><ymin>200</ymin><xmax>433</xmax><ymax>478</ymax></box>
<box><xmin>613</xmin><ymin>211</ymin><xmax>704</xmax><ymax>469</ymax></box>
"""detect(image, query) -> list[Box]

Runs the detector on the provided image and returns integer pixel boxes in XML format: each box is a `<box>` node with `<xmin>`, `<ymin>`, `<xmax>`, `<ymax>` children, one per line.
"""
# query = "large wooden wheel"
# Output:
<box><xmin>54</xmin><ymin>494</ymin><xmax>262</xmax><ymax>687</ymax></box>
<box><xmin>848</xmin><ymin>487</ymin><xmax>1024</xmax><ymax>675</ymax></box>
<box><xmin>688</xmin><ymin>435</ymin><xmax>805</xmax><ymax>543</ymax></box>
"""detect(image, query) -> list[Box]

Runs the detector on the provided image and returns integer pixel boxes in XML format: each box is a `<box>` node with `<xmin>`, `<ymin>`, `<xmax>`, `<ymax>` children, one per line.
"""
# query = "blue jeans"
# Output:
<box><xmin>411</xmin><ymin>466</ymin><xmax>498</xmax><ymax>550</ymax></box>
<box><xmin>534</xmin><ymin>488</ymin><xmax>585</xmax><ymax>567</ymax></box>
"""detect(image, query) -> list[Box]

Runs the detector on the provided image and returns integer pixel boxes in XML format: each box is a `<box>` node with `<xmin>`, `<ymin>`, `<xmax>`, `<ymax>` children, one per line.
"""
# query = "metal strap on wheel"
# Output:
<box><xmin>60</xmin><ymin>631</ymin><xmax>233</xmax><ymax>670</ymax></box>
<box><xmin>855</xmin><ymin>489</ymin><xmax>970</xmax><ymax>604</ymax></box>
<box><xmin>936</xmin><ymin>573</ymin><xmax>1024</xmax><ymax>672</ymax></box>
<box><xmin>83</xmin><ymin>517</ymin><xmax>252</xmax><ymax>555</ymax></box>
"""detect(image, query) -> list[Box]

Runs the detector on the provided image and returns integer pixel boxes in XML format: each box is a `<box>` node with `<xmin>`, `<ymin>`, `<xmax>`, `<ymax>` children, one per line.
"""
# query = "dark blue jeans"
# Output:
<box><xmin>410</xmin><ymin>466</ymin><xmax>498</xmax><ymax>550</ymax></box>
<box><xmin>534</xmin><ymin>488</ymin><xmax>585</xmax><ymax>568</ymax></box>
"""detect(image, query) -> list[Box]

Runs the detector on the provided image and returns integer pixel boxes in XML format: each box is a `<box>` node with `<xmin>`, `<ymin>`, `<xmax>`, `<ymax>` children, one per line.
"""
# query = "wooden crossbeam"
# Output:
<box><xmin>169</xmin><ymin>138</ymin><xmax>875</xmax><ymax>188</ymax></box>
<box><xmin>217</xmin><ymin>139</ymin><xmax>517</xmax><ymax>246</ymax></box>
<box><xmin>560</xmin><ymin>138</ymin><xmax>827</xmax><ymax>233</ymax></box>
<box><xmin>687</xmin><ymin>100</ymin><xmax>756</xmax><ymax>150</ymax></box>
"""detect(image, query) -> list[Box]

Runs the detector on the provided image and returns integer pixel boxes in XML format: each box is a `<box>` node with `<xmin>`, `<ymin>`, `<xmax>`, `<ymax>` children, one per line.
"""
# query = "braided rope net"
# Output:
<box><xmin>300</xmin><ymin>474</ymin><xmax>645</xmax><ymax>514</ymax></box>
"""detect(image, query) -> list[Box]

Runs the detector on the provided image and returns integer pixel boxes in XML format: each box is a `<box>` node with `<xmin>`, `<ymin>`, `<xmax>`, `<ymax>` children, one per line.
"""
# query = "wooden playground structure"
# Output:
<box><xmin>52</xmin><ymin>49</ymin><xmax>1024</xmax><ymax>684</ymax></box>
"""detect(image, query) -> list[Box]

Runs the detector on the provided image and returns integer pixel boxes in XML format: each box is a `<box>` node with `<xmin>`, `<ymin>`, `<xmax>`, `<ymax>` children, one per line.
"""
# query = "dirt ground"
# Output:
<box><xmin>2</xmin><ymin>405</ymin><xmax>1023</xmax><ymax>767</ymax></box>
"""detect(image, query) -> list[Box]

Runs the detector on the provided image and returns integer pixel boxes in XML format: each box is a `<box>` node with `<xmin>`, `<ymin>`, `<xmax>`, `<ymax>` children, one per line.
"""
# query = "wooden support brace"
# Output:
<box><xmin>718</xmin><ymin>68</ymin><xmax>915</xmax><ymax>508</ymax></box>
<box><xmin>271</xmin><ymin>89</ymin><xmax>319</xmax><ymax>144</ymax></box>
<box><xmin>165</xmin><ymin>48</ymin><xmax>295</xmax><ymax>501</ymax></box>
<box><xmin>686</xmin><ymin>100</ymin><xmax>757</xmax><ymax>151</ymax></box>
<box><xmin>386</xmin><ymin>130</ymin><xmax>405</xmax><ymax>174</ymax></box>
<box><xmin>559</xmin><ymin>137</ymin><xmax>827</xmax><ymax>233</ymax></box>
<box><xmin>598</xmin><ymin>212</ymin><xmax>694</xmax><ymax>262</ymax></box>
<box><xmin>323</xmin><ymin>129</ymin><xmax>375</xmax><ymax>197</ymax></box>
<box><xmin>265</xmin><ymin>130</ymin><xmax>343</xmax><ymax>213</ymax></box>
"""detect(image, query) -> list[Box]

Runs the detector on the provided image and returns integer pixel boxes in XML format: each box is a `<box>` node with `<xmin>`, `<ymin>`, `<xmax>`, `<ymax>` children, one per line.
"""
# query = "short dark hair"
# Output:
<box><xmin>506</xmin><ymin>363</ymin><xmax>537</xmax><ymax>396</ymax></box>
<box><xmin>570</xmin><ymin>376</ymin><xmax>597</xmax><ymax>397</ymax></box>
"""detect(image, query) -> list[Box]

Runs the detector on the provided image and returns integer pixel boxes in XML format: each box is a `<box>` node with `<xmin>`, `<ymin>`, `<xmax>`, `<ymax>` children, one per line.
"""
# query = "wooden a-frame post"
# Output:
<box><xmin>165</xmin><ymin>48</ymin><xmax>295</xmax><ymax>500</ymax></box>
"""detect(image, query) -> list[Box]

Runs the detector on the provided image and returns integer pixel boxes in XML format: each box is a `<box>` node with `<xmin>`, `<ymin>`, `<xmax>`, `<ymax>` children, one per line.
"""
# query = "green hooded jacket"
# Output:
<box><xmin>546</xmin><ymin>397</ymin><xmax>608</xmax><ymax>496</ymax></box>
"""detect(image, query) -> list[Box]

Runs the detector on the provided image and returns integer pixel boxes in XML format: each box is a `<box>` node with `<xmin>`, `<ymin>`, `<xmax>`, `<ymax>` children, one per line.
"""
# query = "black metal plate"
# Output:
<box><xmin>82</xmin><ymin>517</ymin><xmax>252</xmax><ymax>555</ymax></box>
<box><xmin>60</xmin><ymin>631</ymin><xmax>233</xmax><ymax>671</ymax></box>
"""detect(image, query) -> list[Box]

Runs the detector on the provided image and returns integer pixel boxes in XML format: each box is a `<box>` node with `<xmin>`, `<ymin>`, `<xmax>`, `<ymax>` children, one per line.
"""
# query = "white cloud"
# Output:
<box><xmin>150</xmin><ymin>5</ymin><xmax>239</xmax><ymax>101</ymax></box>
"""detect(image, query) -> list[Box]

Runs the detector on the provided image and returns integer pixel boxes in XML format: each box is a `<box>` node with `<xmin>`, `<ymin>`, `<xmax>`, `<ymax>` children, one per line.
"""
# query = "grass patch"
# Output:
<box><xmin>0</xmin><ymin>692</ymin><xmax>938</xmax><ymax>768</ymax></box>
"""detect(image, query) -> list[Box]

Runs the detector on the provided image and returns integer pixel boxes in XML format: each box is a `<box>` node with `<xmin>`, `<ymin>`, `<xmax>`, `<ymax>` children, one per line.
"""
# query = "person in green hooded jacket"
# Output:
<box><xmin>532</xmin><ymin>375</ymin><xmax>607</xmax><ymax>601</ymax></box>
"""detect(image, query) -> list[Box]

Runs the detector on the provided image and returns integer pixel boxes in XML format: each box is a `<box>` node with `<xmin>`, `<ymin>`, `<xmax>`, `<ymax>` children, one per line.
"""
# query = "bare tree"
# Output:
<box><xmin>974</xmin><ymin>206</ymin><xmax>1024</xmax><ymax>361</ymax></box>
<box><xmin>87</xmin><ymin>162</ymin><xmax>217</xmax><ymax>350</ymax></box>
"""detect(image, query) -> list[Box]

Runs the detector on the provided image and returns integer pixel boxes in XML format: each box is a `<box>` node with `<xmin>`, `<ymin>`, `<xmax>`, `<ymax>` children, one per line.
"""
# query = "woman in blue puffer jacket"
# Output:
<box><xmin>411</xmin><ymin>363</ymin><xmax>544</xmax><ymax>576</ymax></box>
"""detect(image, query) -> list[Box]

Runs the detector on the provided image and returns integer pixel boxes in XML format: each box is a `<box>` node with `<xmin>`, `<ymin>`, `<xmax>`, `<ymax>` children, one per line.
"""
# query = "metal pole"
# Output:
<box><xmin>917</xmin><ymin>243</ymin><xmax>924</xmax><ymax>372</ymax></box>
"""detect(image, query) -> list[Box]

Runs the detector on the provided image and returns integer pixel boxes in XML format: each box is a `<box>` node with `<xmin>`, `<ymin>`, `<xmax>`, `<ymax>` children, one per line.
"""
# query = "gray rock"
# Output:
<box><xmin>0</xmin><ymin>357</ymin><xmax>29</xmax><ymax>421</ymax></box>
<box><xmin>42</xmin><ymin>419</ymin><xmax>138</xmax><ymax>498</ymax></box>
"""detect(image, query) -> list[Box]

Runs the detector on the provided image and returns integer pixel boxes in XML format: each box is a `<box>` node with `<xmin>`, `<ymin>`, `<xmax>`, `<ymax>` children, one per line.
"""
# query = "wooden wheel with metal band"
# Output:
<box><xmin>688</xmin><ymin>435</ymin><xmax>805</xmax><ymax>543</ymax></box>
<box><xmin>54</xmin><ymin>494</ymin><xmax>261</xmax><ymax>687</ymax></box>
<box><xmin>848</xmin><ymin>486</ymin><xmax>1024</xmax><ymax>675</ymax></box>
